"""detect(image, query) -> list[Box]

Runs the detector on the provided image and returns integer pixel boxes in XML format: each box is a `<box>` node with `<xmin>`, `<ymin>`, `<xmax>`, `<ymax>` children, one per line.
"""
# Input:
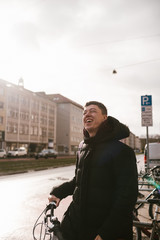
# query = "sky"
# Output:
<box><xmin>0</xmin><ymin>0</ymin><xmax>160</xmax><ymax>138</ymax></box>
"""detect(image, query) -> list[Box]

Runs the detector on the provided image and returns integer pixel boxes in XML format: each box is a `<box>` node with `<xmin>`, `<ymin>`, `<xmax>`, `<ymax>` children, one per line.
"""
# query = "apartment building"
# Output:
<box><xmin>47</xmin><ymin>94</ymin><xmax>83</xmax><ymax>155</ymax></box>
<box><xmin>122</xmin><ymin>131</ymin><xmax>142</xmax><ymax>152</ymax></box>
<box><xmin>0</xmin><ymin>78</ymin><xmax>143</xmax><ymax>155</ymax></box>
<box><xmin>135</xmin><ymin>136</ymin><xmax>142</xmax><ymax>151</ymax></box>
<box><xmin>0</xmin><ymin>82</ymin><xmax>5</xmax><ymax>148</ymax></box>
<box><xmin>0</xmin><ymin>79</ymin><xmax>56</xmax><ymax>152</ymax></box>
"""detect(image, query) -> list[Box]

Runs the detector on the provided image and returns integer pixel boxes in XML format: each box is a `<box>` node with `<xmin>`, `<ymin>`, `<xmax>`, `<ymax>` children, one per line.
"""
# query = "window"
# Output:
<box><xmin>42</xmin><ymin>128</ymin><xmax>47</xmax><ymax>136</ymax></box>
<box><xmin>0</xmin><ymin>116</ymin><xmax>3</xmax><ymax>124</ymax></box>
<box><xmin>41</xmin><ymin>103</ymin><xmax>47</xmax><ymax>112</ymax></box>
<box><xmin>41</xmin><ymin>116</ymin><xmax>47</xmax><ymax>125</ymax></box>
<box><xmin>19</xmin><ymin>125</ymin><xmax>24</xmax><ymax>134</ymax></box>
<box><xmin>31</xmin><ymin>114</ymin><xmax>35</xmax><ymax>121</ymax></box>
<box><xmin>24</xmin><ymin>125</ymin><xmax>29</xmax><ymax>134</ymax></box>
<box><xmin>0</xmin><ymin>87</ymin><xmax>4</xmax><ymax>95</ymax></box>
<box><xmin>6</xmin><ymin>123</ymin><xmax>17</xmax><ymax>133</ymax></box>
<box><xmin>49</xmin><ymin>119</ymin><xmax>54</xmax><ymax>126</ymax></box>
<box><xmin>49</xmin><ymin>106</ymin><xmax>55</xmax><ymax>115</ymax></box>
<box><xmin>30</xmin><ymin>126</ymin><xmax>33</xmax><ymax>135</ymax></box>
<box><xmin>48</xmin><ymin>129</ymin><xmax>54</xmax><ymax>138</ymax></box>
<box><xmin>0</xmin><ymin>101</ymin><xmax>4</xmax><ymax>108</ymax></box>
<box><xmin>34</xmin><ymin>126</ymin><xmax>38</xmax><ymax>135</ymax></box>
<box><xmin>8</xmin><ymin>95</ymin><xmax>19</xmax><ymax>104</ymax></box>
<box><xmin>8</xmin><ymin>109</ymin><xmax>19</xmax><ymax>119</ymax></box>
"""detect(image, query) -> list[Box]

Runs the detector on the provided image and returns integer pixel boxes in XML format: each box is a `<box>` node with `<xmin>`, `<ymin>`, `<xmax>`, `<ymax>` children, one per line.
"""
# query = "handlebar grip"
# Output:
<box><xmin>46</xmin><ymin>201</ymin><xmax>57</xmax><ymax>211</ymax></box>
<box><xmin>50</xmin><ymin>202</ymin><xmax>57</xmax><ymax>216</ymax></box>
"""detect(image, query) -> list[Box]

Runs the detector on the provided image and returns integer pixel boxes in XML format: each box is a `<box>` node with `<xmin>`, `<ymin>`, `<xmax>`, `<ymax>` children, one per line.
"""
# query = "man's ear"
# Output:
<box><xmin>104</xmin><ymin>115</ymin><xmax>107</xmax><ymax>120</ymax></box>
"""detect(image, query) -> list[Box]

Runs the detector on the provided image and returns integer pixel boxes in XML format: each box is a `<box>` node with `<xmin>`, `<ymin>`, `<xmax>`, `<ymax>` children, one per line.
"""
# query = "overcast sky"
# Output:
<box><xmin>0</xmin><ymin>0</ymin><xmax>160</xmax><ymax>137</ymax></box>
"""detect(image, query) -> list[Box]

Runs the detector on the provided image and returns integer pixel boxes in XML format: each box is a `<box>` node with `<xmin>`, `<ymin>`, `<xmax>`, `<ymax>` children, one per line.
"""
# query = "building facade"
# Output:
<box><xmin>0</xmin><ymin>81</ymin><xmax>5</xmax><ymax>148</ymax></box>
<box><xmin>121</xmin><ymin>131</ymin><xmax>142</xmax><ymax>152</ymax></box>
<box><xmin>0</xmin><ymin>79</ymin><xmax>56</xmax><ymax>152</ymax></box>
<box><xmin>0</xmin><ymin>79</ymin><xmax>144</xmax><ymax>155</ymax></box>
<box><xmin>47</xmin><ymin>94</ymin><xmax>83</xmax><ymax>155</ymax></box>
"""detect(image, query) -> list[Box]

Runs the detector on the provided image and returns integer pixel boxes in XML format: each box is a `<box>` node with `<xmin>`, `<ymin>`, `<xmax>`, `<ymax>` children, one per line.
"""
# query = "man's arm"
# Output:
<box><xmin>49</xmin><ymin>176</ymin><xmax>76</xmax><ymax>201</ymax></box>
<box><xmin>48</xmin><ymin>149</ymin><xmax>80</xmax><ymax>205</ymax></box>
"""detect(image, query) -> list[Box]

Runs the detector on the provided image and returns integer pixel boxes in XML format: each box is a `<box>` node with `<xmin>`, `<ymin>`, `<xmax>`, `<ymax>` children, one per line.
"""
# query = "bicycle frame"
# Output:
<box><xmin>136</xmin><ymin>188</ymin><xmax>159</xmax><ymax>212</ymax></box>
<box><xmin>133</xmin><ymin>199</ymin><xmax>160</xmax><ymax>240</ymax></box>
<box><xmin>137</xmin><ymin>168</ymin><xmax>160</xmax><ymax>218</ymax></box>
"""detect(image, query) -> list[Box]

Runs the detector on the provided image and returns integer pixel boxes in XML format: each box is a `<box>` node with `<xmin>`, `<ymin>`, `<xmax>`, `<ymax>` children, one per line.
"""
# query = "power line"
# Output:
<box><xmin>112</xmin><ymin>58</ymin><xmax>160</xmax><ymax>74</ymax></box>
<box><xmin>80</xmin><ymin>33</ymin><xmax>160</xmax><ymax>47</ymax></box>
<box><xmin>116</xmin><ymin>57</ymin><xmax>160</xmax><ymax>69</ymax></box>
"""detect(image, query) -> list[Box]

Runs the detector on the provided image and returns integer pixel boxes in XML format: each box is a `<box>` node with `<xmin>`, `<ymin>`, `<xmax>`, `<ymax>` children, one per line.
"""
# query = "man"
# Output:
<box><xmin>49</xmin><ymin>101</ymin><xmax>138</xmax><ymax>240</ymax></box>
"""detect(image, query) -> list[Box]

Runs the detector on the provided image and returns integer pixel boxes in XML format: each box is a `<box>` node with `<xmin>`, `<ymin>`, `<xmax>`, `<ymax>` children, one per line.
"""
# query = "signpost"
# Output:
<box><xmin>141</xmin><ymin>95</ymin><xmax>153</xmax><ymax>171</ymax></box>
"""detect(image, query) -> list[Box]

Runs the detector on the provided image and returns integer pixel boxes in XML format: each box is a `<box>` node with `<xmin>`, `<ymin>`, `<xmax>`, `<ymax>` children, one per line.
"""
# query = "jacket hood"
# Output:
<box><xmin>83</xmin><ymin>116</ymin><xmax>130</xmax><ymax>144</ymax></box>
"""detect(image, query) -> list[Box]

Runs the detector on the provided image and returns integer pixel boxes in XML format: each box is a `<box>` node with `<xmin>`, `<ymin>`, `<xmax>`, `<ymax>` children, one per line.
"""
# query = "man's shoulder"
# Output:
<box><xmin>105</xmin><ymin>140</ymin><xmax>135</xmax><ymax>156</ymax></box>
<box><xmin>110</xmin><ymin>139</ymin><xmax>132</xmax><ymax>148</ymax></box>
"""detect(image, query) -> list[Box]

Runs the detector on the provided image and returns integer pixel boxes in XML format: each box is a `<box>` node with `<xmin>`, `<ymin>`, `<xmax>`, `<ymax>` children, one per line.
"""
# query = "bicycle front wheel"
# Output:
<box><xmin>149</xmin><ymin>200</ymin><xmax>160</xmax><ymax>220</ymax></box>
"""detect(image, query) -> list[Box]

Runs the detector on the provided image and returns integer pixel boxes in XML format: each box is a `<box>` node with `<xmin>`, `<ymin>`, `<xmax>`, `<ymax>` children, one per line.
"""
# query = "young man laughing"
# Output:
<box><xmin>49</xmin><ymin>101</ymin><xmax>138</xmax><ymax>240</ymax></box>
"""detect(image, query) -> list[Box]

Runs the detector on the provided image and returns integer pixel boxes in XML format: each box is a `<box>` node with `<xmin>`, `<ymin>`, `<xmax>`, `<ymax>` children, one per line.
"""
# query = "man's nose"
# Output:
<box><xmin>84</xmin><ymin>112</ymin><xmax>91</xmax><ymax>119</ymax></box>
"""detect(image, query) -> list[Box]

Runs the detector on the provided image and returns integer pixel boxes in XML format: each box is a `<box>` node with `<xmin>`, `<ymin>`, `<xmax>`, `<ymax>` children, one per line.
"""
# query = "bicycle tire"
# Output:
<box><xmin>133</xmin><ymin>226</ymin><xmax>141</xmax><ymax>240</ymax></box>
<box><xmin>149</xmin><ymin>197</ymin><xmax>160</xmax><ymax>219</ymax></box>
<box><xmin>149</xmin><ymin>202</ymin><xmax>155</xmax><ymax>219</ymax></box>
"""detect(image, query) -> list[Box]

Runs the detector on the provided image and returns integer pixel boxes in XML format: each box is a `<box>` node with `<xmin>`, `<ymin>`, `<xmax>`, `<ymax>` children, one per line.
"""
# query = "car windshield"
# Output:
<box><xmin>0</xmin><ymin>149</ymin><xmax>4</xmax><ymax>152</ymax></box>
<box><xmin>41</xmin><ymin>149</ymin><xmax>48</xmax><ymax>153</ymax></box>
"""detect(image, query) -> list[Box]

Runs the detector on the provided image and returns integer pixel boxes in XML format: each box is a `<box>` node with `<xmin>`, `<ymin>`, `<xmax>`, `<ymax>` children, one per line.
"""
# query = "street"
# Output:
<box><xmin>0</xmin><ymin>154</ymin><xmax>144</xmax><ymax>240</ymax></box>
<box><xmin>0</xmin><ymin>166</ymin><xmax>74</xmax><ymax>240</ymax></box>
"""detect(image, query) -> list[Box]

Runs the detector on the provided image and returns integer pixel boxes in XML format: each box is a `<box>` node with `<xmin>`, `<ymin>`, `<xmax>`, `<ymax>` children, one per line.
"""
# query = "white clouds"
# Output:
<box><xmin>0</xmin><ymin>0</ymin><xmax>160</xmax><ymax>136</ymax></box>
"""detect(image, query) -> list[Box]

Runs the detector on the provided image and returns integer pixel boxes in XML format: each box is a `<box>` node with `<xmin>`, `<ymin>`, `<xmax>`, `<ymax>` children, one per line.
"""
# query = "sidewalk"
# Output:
<box><xmin>0</xmin><ymin>156</ymin><xmax>76</xmax><ymax>176</ymax></box>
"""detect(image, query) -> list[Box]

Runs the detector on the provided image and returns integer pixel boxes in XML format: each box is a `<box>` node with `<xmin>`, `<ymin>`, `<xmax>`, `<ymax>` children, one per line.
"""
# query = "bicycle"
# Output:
<box><xmin>33</xmin><ymin>201</ymin><xmax>65</xmax><ymax>240</ymax></box>
<box><xmin>138</xmin><ymin>166</ymin><xmax>160</xmax><ymax>191</ymax></box>
<box><xmin>133</xmin><ymin>198</ymin><xmax>160</xmax><ymax>240</ymax></box>
<box><xmin>137</xmin><ymin>166</ymin><xmax>160</xmax><ymax>219</ymax></box>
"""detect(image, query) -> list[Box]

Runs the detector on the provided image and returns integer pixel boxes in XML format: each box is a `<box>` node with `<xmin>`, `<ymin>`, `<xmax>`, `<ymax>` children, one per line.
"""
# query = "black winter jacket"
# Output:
<box><xmin>50</xmin><ymin>116</ymin><xmax>138</xmax><ymax>240</ymax></box>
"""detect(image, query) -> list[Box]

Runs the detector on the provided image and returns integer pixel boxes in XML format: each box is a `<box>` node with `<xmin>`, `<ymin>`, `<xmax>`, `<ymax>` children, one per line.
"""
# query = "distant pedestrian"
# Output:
<box><xmin>49</xmin><ymin>101</ymin><xmax>138</xmax><ymax>240</ymax></box>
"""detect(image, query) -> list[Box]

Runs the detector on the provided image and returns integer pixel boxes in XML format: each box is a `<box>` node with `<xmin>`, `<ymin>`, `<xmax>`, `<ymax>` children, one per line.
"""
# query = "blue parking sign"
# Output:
<box><xmin>141</xmin><ymin>95</ymin><xmax>152</xmax><ymax>106</ymax></box>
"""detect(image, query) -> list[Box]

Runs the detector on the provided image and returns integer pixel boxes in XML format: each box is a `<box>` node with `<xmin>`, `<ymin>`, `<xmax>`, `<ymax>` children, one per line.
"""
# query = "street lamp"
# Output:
<box><xmin>112</xmin><ymin>69</ymin><xmax>117</xmax><ymax>74</ymax></box>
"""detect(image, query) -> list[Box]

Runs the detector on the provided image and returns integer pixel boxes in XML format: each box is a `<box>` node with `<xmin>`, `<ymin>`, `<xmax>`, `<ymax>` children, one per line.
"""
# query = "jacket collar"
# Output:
<box><xmin>83</xmin><ymin>116</ymin><xmax>130</xmax><ymax>145</ymax></box>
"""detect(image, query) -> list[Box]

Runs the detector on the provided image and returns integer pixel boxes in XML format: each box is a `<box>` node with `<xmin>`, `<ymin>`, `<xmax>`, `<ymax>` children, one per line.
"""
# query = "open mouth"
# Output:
<box><xmin>85</xmin><ymin>119</ymin><xmax>93</xmax><ymax>123</ymax></box>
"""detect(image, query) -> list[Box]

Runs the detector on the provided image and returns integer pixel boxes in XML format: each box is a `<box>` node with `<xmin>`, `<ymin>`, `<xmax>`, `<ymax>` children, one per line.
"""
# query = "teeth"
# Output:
<box><xmin>87</xmin><ymin>119</ymin><xmax>92</xmax><ymax>122</ymax></box>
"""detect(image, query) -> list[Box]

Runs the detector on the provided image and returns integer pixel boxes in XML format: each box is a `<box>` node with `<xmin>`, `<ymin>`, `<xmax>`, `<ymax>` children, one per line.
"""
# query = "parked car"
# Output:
<box><xmin>7</xmin><ymin>147</ymin><xmax>27</xmax><ymax>157</ymax></box>
<box><xmin>35</xmin><ymin>149</ymin><xmax>58</xmax><ymax>159</ymax></box>
<box><xmin>144</xmin><ymin>142</ymin><xmax>160</xmax><ymax>168</ymax></box>
<box><xmin>0</xmin><ymin>149</ymin><xmax>6</xmax><ymax>158</ymax></box>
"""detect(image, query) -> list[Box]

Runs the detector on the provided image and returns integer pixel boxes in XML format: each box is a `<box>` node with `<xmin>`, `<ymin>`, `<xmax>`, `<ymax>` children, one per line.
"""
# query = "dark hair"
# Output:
<box><xmin>85</xmin><ymin>101</ymin><xmax>107</xmax><ymax>115</ymax></box>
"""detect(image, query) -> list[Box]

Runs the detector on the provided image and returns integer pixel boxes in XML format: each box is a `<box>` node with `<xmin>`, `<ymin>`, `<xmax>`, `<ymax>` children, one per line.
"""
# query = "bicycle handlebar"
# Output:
<box><xmin>46</xmin><ymin>201</ymin><xmax>57</xmax><ymax>210</ymax></box>
<box><xmin>46</xmin><ymin>201</ymin><xmax>66</xmax><ymax>240</ymax></box>
<box><xmin>33</xmin><ymin>201</ymin><xmax>66</xmax><ymax>240</ymax></box>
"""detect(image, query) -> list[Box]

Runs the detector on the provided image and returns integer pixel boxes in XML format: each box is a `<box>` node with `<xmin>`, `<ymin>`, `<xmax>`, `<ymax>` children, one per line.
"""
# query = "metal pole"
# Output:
<box><xmin>146</xmin><ymin>126</ymin><xmax>149</xmax><ymax>171</ymax></box>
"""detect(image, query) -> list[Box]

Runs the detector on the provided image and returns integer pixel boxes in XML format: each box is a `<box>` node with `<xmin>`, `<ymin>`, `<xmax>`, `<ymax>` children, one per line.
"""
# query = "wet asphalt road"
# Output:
<box><xmin>0</xmin><ymin>166</ymin><xmax>74</xmax><ymax>240</ymax></box>
<box><xmin>0</xmin><ymin>154</ymin><xmax>144</xmax><ymax>240</ymax></box>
